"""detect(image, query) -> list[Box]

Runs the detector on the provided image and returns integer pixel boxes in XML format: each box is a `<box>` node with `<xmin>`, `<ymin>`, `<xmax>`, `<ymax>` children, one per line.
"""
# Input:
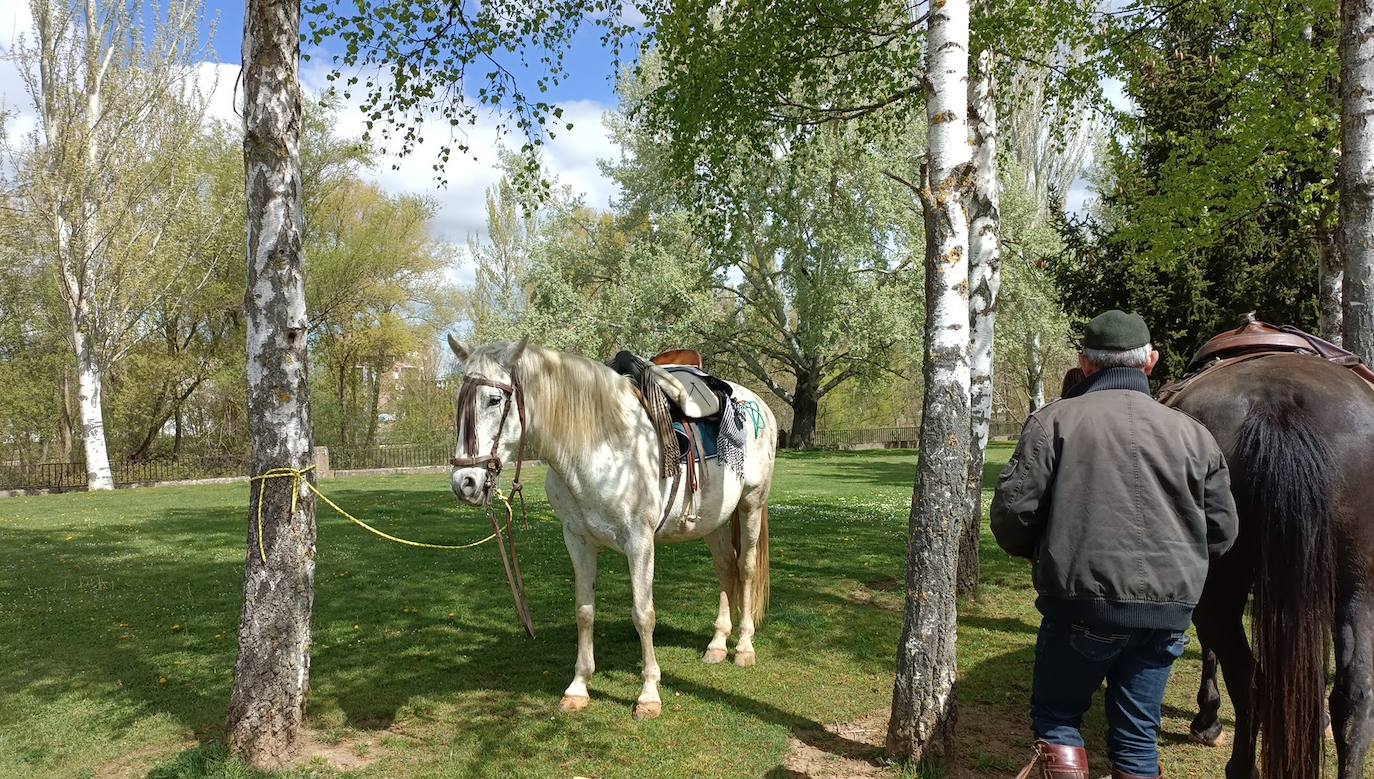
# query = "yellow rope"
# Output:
<box><xmin>251</xmin><ymin>466</ymin><xmax>512</xmax><ymax>563</ymax></box>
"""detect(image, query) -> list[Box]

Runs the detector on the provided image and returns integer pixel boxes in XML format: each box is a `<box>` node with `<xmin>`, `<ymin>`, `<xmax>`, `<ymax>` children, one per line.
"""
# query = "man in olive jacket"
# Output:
<box><xmin>992</xmin><ymin>310</ymin><xmax>1239</xmax><ymax>779</ymax></box>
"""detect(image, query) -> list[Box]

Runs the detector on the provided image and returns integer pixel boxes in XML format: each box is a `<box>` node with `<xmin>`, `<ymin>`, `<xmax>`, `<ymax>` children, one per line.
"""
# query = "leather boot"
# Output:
<box><xmin>1013</xmin><ymin>741</ymin><xmax>1089</xmax><ymax>779</ymax></box>
<box><xmin>1111</xmin><ymin>770</ymin><xmax>1162</xmax><ymax>779</ymax></box>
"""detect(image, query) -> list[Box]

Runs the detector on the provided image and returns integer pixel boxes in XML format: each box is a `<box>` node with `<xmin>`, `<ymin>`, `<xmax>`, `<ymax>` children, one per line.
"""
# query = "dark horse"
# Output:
<box><xmin>1170</xmin><ymin>353</ymin><xmax>1374</xmax><ymax>779</ymax></box>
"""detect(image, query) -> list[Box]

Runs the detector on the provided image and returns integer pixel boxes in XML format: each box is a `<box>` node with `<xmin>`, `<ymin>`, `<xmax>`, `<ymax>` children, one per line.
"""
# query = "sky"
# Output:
<box><xmin>0</xmin><ymin>0</ymin><xmax>1103</xmax><ymax>285</ymax></box>
<box><xmin>0</xmin><ymin>1</ymin><xmax>630</xmax><ymax>287</ymax></box>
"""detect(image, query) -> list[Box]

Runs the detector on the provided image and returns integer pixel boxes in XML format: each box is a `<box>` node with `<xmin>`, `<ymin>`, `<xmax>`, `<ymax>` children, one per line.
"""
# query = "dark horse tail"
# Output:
<box><xmin>1234</xmin><ymin>400</ymin><xmax>1334</xmax><ymax>779</ymax></box>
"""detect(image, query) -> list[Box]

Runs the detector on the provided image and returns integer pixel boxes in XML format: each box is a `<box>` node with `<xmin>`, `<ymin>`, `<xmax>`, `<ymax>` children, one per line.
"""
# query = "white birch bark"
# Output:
<box><xmin>1343</xmin><ymin>0</ymin><xmax>1374</xmax><ymax>363</ymax></box>
<box><xmin>226</xmin><ymin>0</ymin><xmax>316</xmax><ymax>767</ymax></box>
<box><xmin>887</xmin><ymin>0</ymin><xmax>972</xmax><ymax>764</ymax></box>
<box><xmin>1026</xmin><ymin>330</ymin><xmax>1046</xmax><ymax>409</ymax></box>
<box><xmin>960</xmin><ymin>47</ymin><xmax>1001</xmax><ymax>596</ymax></box>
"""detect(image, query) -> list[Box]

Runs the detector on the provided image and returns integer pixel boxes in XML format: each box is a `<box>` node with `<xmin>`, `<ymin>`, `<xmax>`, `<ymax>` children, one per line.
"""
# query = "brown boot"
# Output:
<box><xmin>1014</xmin><ymin>741</ymin><xmax>1089</xmax><ymax>779</ymax></box>
<box><xmin>1111</xmin><ymin>770</ymin><xmax>1162</xmax><ymax>779</ymax></box>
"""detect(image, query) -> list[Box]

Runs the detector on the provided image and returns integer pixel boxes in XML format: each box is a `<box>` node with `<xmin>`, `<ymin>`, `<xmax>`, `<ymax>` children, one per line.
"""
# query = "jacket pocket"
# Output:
<box><xmin>1068</xmin><ymin>623</ymin><xmax>1130</xmax><ymax>663</ymax></box>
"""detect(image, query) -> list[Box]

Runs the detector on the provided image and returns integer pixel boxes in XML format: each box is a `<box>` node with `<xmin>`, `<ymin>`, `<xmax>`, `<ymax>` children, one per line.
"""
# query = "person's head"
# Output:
<box><xmin>1078</xmin><ymin>310</ymin><xmax>1160</xmax><ymax>377</ymax></box>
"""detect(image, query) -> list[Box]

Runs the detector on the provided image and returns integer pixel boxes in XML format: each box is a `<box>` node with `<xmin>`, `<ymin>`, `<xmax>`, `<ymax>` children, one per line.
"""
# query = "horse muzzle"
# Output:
<box><xmin>450</xmin><ymin>456</ymin><xmax>501</xmax><ymax>506</ymax></box>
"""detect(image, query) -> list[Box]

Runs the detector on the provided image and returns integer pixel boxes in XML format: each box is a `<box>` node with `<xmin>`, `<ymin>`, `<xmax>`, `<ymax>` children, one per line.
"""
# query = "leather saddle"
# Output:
<box><xmin>1159</xmin><ymin>314</ymin><xmax>1374</xmax><ymax>404</ymax></box>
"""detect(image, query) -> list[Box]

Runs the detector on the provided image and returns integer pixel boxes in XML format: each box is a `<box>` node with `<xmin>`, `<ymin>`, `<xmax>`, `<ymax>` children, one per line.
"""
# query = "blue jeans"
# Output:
<box><xmin>1031</xmin><ymin>618</ymin><xmax>1189</xmax><ymax>776</ymax></box>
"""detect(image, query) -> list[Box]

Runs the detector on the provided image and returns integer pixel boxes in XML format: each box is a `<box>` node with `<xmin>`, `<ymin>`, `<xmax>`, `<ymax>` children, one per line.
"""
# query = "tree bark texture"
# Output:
<box><xmin>1319</xmin><ymin>221</ymin><xmax>1344</xmax><ymax>345</ymax></box>
<box><xmin>960</xmin><ymin>47</ymin><xmax>1002</xmax><ymax>599</ymax></box>
<box><xmin>1343</xmin><ymin>0</ymin><xmax>1374</xmax><ymax>364</ymax></box>
<box><xmin>1025</xmin><ymin>330</ymin><xmax>1045</xmax><ymax>411</ymax></box>
<box><xmin>72</xmin><ymin>316</ymin><xmax>115</xmax><ymax>489</ymax></box>
<box><xmin>887</xmin><ymin>0</ymin><xmax>972</xmax><ymax>766</ymax></box>
<box><xmin>225</xmin><ymin>0</ymin><xmax>316</xmax><ymax>769</ymax></box>
<box><xmin>787</xmin><ymin>371</ymin><xmax>821</xmax><ymax>449</ymax></box>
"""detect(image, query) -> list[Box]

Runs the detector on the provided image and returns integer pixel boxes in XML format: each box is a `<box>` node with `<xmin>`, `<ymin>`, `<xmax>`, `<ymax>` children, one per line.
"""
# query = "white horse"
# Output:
<box><xmin>446</xmin><ymin>337</ymin><xmax>777</xmax><ymax>720</ymax></box>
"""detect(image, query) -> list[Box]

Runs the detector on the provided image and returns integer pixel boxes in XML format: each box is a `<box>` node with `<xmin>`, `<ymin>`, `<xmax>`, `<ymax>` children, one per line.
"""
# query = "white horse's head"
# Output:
<box><xmin>447</xmin><ymin>335</ymin><xmax>528</xmax><ymax>505</ymax></box>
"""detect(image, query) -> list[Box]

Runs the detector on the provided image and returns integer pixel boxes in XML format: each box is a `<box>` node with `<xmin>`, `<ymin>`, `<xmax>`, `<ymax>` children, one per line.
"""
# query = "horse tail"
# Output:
<box><xmin>1234</xmin><ymin>400</ymin><xmax>1334</xmax><ymax>779</ymax></box>
<box><xmin>729</xmin><ymin>502</ymin><xmax>770</xmax><ymax>625</ymax></box>
<box><xmin>753</xmin><ymin>503</ymin><xmax>770</xmax><ymax>623</ymax></box>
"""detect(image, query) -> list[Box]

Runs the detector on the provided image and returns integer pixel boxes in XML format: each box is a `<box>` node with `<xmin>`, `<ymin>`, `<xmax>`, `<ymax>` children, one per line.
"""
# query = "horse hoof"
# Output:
<box><xmin>1190</xmin><ymin>728</ymin><xmax>1227</xmax><ymax>748</ymax></box>
<box><xmin>734</xmin><ymin>651</ymin><xmax>756</xmax><ymax>667</ymax></box>
<box><xmin>559</xmin><ymin>695</ymin><xmax>590</xmax><ymax>713</ymax></box>
<box><xmin>702</xmin><ymin>648</ymin><xmax>727</xmax><ymax>664</ymax></box>
<box><xmin>633</xmin><ymin>701</ymin><xmax>662</xmax><ymax>720</ymax></box>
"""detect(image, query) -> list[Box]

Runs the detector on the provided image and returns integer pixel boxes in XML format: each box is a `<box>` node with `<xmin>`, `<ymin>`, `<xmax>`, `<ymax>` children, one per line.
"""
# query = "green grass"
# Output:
<box><xmin>0</xmin><ymin>444</ymin><xmax>1332</xmax><ymax>778</ymax></box>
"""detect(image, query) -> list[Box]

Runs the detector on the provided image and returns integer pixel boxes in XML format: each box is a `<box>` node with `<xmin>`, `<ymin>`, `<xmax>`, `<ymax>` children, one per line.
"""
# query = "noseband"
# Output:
<box><xmin>449</xmin><ymin>374</ymin><xmax>528</xmax><ymax>505</ymax></box>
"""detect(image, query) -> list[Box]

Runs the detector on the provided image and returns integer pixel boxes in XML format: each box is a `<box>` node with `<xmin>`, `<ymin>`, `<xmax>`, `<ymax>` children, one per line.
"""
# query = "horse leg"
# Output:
<box><xmin>559</xmin><ymin>528</ymin><xmax>598</xmax><ymax>713</ymax></box>
<box><xmin>1191</xmin><ymin>644</ymin><xmax>1228</xmax><ymax>747</ymax></box>
<box><xmin>1332</xmin><ymin>593</ymin><xmax>1374</xmax><ymax>779</ymax></box>
<box><xmin>1194</xmin><ymin>569</ymin><xmax>1259</xmax><ymax>779</ymax></box>
<box><xmin>625</xmin><ymin>535</ymin><xmax>662</xmax><ymax>720</ymax></box>
<box><xmin>733</xmin><ymin>498</ymin><xmax>764</xmax><ymax>668</ymax></box>
<box><xmin>702</xmin><ymin>523</ymin><xmax>737</xmax><ymax>664</ymax></box>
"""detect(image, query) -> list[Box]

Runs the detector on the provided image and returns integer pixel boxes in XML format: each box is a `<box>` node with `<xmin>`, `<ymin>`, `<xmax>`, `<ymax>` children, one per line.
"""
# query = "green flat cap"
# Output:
<box><xmin>1083</xmin><ymin>310</ymin><xmax>1151</xmax><ymax>351</ymax></box>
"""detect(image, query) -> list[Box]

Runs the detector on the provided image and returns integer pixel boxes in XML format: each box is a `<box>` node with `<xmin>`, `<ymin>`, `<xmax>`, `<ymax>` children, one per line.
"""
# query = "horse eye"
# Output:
<box><xmin>486</xmin><ymin>395</ymin><xmax>503</xmax><ymax>408</ymax></box>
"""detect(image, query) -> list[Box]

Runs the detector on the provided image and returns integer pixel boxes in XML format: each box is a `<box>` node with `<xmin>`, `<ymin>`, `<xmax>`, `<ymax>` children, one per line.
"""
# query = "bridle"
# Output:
<box><xmin>449</xmin><ymin>368</ymin><xmax>535</xmax><ymax>637</ymax></box>
<box><xmin>449</xmin><ymin>373</ymin><xmax>528</xmax><ymax>505</ymax></box>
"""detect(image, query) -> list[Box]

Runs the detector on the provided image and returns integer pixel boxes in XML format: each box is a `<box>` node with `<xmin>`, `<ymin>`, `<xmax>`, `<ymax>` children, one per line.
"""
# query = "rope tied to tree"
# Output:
<box><xmin>250</xmin><ymin>465</ymin><xmax>514</xmax><ymax>563</ymax></box>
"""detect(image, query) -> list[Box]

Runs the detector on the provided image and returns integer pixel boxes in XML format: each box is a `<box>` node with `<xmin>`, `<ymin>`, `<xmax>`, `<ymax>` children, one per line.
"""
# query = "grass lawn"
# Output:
<box><xmin>0</xmin><ymin>445</ymin><xmax>1348</xmax><ymax>778</ymax></box>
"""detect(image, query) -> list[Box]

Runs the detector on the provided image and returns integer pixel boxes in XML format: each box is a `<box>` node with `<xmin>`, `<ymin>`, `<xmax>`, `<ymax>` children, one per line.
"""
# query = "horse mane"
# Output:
<box><xmin>470</xmin><ymin>343</ymin><xmax>637</xmax><ymax>468</ymax></box>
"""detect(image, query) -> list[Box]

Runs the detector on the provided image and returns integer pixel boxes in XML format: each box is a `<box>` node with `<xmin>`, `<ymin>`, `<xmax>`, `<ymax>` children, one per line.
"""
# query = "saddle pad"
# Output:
<box><xmin>673</xmin><ymin>419</ymin><xmax>720</xmax><ymax>461</ymax></box>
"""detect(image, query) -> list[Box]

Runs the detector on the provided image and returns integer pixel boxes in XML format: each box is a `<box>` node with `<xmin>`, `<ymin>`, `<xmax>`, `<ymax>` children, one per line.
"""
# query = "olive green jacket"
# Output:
<box><xmin>990</xmin><ymin>368</ymin><xmax>1239</xmax><ymax>630</ymax></box>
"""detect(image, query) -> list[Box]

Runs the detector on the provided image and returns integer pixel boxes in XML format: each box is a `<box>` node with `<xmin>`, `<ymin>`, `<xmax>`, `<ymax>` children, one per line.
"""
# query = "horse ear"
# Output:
<box><xmin>446</xmin><ymin>333</ymin><xmax>469</xmax><ymax>362</ymax></box>
<box><xmin>507</xmin><ymin>336</ymin><xmax>529</xmax><ymax>367</ymax></box>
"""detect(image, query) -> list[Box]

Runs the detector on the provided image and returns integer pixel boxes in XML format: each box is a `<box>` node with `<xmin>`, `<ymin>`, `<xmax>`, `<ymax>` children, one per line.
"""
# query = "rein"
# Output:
<box><xmin>450</xmin><ymin>371</ymin><xmax>536</xmax><ymax>638</ymax></box>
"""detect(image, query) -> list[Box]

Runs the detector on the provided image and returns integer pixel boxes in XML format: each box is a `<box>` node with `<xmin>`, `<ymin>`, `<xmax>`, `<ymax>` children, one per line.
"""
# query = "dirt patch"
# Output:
<box><xmin>845</xmin><ymin>578</ymin><xmax>904</xmax><ymax>613</ymax></box>
<box><xmin>295</xmin><ymin>728</ymin><xmax>384</xmax><ymax>773</ymax></box>
<box><xmin>95</xmin><ymin>740</ymin><xmax>197</xmax><ymax>779</ymax></box>
<box><xmin>781</xmin><ymin>708</ymin><xmax>895</xmax><ymax>779</ymax></box>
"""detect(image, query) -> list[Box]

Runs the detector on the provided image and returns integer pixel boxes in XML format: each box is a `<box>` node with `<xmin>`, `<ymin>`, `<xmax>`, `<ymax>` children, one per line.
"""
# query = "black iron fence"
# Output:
<box><xmin>1</xmin><ymin>454</ymin><xmax>250</xmax><ymax>492</ymax></box>
<box><xmin>329</xmin><ymin>443</ymin><xmax>452</xmax><ymax>470</ymax></box>
<box><xmin>814</xmin><ymin>420</ymin><xmax>1023</xmax><ymax>450</ymax></box>
<box><xmin>0</xmin><ymin>444</ymin><xmax>455</xmax><ymax>493</ymax></box>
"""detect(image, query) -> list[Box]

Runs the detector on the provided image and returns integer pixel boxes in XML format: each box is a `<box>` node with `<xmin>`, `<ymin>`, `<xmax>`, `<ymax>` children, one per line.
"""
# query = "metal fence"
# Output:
<box><xmin>813</xmin><ymin>420</ymin><xmax>1023</xmax><ymax>450</ymax></box>
<box><xmin>329</xmin><ymin>443</ymin><xmax>452</xmax><ymax>470</ymax></box>
<box><xmin>1</xmin><ymin>454</ymin><xmax>250</xmax><ymax>492</ymax></box>
<box><xmin>0</xmin><ymin>444</ymin><xmax>455</xmax><ymax>493</ymax></box>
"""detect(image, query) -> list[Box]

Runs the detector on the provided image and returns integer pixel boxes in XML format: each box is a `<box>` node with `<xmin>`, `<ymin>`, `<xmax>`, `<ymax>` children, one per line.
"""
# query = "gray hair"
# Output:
<box><xmin>1082</xmin><ymin>344</ymin><xmax>1153</xmax><ymax>370</ymax></box>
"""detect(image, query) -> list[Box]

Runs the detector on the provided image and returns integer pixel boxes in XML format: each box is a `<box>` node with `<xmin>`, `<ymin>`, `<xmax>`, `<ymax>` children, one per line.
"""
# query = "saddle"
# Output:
<box><xmin>609</xmin><ymin>349</ymin><xmax>739</xmax><ymax>530</ymax></box>
<box><xmin>1158</xmin><ymin>314</ymin><xmax>1374</xmax><ymax>405</ymax></box>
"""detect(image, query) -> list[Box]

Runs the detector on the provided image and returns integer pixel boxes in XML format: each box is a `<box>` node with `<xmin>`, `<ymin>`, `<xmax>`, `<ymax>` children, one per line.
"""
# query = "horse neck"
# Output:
<box><xmin>516</xmin><ymin>352</ymin><xmax>646</xmax><ymax>476</ymax></box>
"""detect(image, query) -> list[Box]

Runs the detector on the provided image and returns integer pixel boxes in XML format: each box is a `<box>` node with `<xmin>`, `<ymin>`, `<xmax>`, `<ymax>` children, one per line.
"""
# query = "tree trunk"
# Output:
<box><xmin>1319</xmin><ymin>221</ymin><xmax>1344</xmax><ymax>345</ymax></box>
<box><xmin>59</xmin><ymin>370</ymin><xmax>75</xmax><ymax>461</ymax></box>
<box><xmin>1025</xmin><ymin>330</ymin><xmax>1046</xmax><ymax>411</ymax></box>
<box><xmin>71</xmin><ymin>313</ymin><xmax>115</xmax><ymax>490</ymax></box>
<box><xmin>887</xmin><ymin>0</ymin><xmax>972</xmax><ymax>766</ymax></box>
<box><xmin>226</xmin><ymin>0</ymin><xmax>315</xmax><ymax>769</ymax></box>
<box><xmin>1342</xmin><ymin>0</ymin><xmax>1374</xmax><ymax>364</ymax></box>
<box><xmin>787</xmin><ymin>370</ymin><xmax>821</xmax><ymax>449</ymax></box>
<box><xmin>363</xmin><ymin>365</ymin><xmax>382</xmax><ymax>449</ymax></box>
<box><xmin>960</xmin><ymin>47</ymin><xmax>1002</xmax><ymax>599</ymax></box>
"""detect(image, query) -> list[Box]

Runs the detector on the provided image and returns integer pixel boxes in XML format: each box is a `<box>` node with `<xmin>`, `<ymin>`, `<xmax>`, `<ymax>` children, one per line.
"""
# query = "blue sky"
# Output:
<box><xmin>200</xmin><ymin>0</ymin><xmax>625</xmax><ymax>106</ymax></box>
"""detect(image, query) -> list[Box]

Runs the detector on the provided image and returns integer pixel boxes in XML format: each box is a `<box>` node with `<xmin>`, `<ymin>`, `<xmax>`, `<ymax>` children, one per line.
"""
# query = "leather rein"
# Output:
<box><xmin>449</xmin><ymin>372</ymin><xmax>536</xmax><ymax>638</ymax></box>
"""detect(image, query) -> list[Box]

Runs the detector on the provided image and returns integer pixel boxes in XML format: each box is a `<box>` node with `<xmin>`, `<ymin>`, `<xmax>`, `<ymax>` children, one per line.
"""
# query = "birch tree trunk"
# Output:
<box><xmin>887</xmin><ymin>0</ymin><xmax>972</xmax><ymax>765</ymax></box>
<box><xmin>1343</xmin><ymin>0</ymin><xmax>1374</xmax><ymax>364</ymax></box>
<box><xmin>1026</xmin><ymin>330</ymin><xmax>1046</xmax><ymax>410</ymax></box>
<box><xmin>71</xmin><ymin>316</ymin><xmax>115</xmax><ymax>488</ymax></box>
<box><xmin>226</xmin><ymin>0</ymin><xmax>316</xmax><ymax>767</ymax></box>
<box><xmin>1319</xmin><ymin>221</ymin><xmax>1344</xmax><ymax>345</ymax></box>
<box><xmin>960</xmin><ymin>47</ymin><xmax>1001</xmax><ymax>598</ymax></box>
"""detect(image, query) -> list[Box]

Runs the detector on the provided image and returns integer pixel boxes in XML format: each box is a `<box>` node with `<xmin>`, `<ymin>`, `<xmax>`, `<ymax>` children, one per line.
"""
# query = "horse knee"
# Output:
<box><xmin>575</xmin><ymin>604</ymin><xmax>595</xmax><ymax>627</ymax></box>
<box><xmin>633</xmin><ymin>604</ymin><xmax>656</xmax><ymax>632</ymax></box>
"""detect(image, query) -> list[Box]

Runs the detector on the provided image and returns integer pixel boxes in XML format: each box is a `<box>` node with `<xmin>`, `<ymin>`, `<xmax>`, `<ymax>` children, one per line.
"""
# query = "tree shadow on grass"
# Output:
<box><xmin>1</xmin><ymin>479</ymin><xmax>924</xmax><ymax>777</ymax></box>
